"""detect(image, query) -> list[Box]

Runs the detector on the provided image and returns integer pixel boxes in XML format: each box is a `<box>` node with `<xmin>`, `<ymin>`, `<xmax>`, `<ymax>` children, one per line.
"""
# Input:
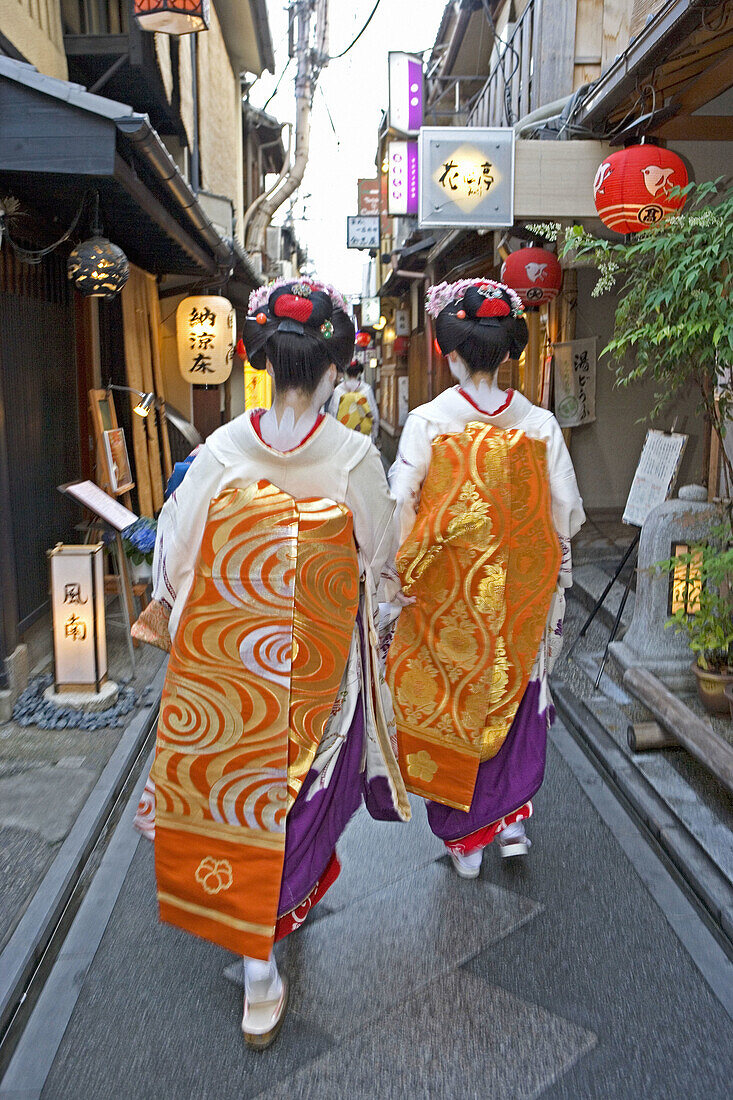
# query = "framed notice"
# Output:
<box><xmin>622</xmin><ymin>430</ymin><xmax>688</xmax><ymax>527</ymax></box>
<box><xmin>103</xmin><ymin>428</ymin><xmax>134</xmax><ymax>493</ymax></box>
<box><xmin>347</xmin><ymin>216</ymin><xmax>380</xmax><ymax>249</ymax></box>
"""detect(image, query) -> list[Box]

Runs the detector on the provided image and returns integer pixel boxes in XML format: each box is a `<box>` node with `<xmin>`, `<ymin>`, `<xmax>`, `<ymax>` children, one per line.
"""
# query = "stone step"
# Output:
<box><xmin>571</xmin><ymin>562</ymin><xmax>636</xmax><ymax>635</ymax></box>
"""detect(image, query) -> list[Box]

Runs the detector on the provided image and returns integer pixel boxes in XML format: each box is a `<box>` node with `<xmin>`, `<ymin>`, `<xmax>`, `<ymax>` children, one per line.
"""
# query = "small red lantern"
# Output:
<box><xmin>355</xmin><ymin>331</ymin><xmax>371</xmax><ymax>348</ymax></box>
<box><xmin>593</xmin><ymin>145</ymin><xmax>688</xmax><ymax>234</ymax></box>
<box><xmin>134</xmin><ymin>0</ymin><xmax>210</xmax><ymax>35</ymax></box>
<box><xmin>501</xmin><ymin>247</ymin><xmax>562</xmax><ymax>307</ymax></box>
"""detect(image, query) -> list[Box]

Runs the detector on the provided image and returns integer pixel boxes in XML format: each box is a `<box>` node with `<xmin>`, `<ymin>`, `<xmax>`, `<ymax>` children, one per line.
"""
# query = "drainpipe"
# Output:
<box><xmin>513</xmin><ymin>95</ymin><xmax>574</xmax><ymax>136</ymax></box>
<box><xmin>190</xmin><ymin>33</ymin><xmax>200</xmax><ymax>193</ymax></box>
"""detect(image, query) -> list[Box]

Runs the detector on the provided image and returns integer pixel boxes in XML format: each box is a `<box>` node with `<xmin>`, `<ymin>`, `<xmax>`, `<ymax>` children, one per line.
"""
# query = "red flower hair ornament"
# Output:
<box><xmin>243</xmin><ymin>278</ymin><xmax>354</xmax><ymax>371</ymax></box>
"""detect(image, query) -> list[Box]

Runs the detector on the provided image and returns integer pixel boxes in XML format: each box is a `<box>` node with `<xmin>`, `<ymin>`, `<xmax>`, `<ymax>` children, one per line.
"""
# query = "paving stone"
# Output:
<box><xmin>0</xmin><ymin>827</ymin><xmax>54</xmax><ymax>952</ymax></box>
<box><xmin>256</xmin><ymin>969</ymin><xmax>596</xmax><ymax>1100</ymax></box>
<box><xmin>323</xmin><ymin>796</ymin><xmax>443</xmax><ymax>912</ymax></box>
<box><xmin>0</xmin><ymin>766</ymin><xmax>98</xmax><ymax>843</ymax></box>
<box><xmin>274</xmin><ymin>860</ymin><xmax>542</xmax><ymax>1039</ymax></box>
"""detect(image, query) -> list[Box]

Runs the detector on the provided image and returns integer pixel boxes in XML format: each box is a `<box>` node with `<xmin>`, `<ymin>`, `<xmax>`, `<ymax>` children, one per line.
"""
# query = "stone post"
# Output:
<box><xmin>610</xmin><ymin>486</ymin><xmax>719</xmax><ymax>691</ymax></box>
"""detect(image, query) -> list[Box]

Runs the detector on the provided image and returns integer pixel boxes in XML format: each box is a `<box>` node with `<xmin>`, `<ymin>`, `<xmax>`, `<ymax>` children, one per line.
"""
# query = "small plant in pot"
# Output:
<box><xmin>658</xmin><ymin>516</ymin><xmax>733</xmax><ymax>715</ymax></box>
<box><xmin>121</xmin><ymin>516</ymin><xmax>157</xmax><ymax>582</ymax></box>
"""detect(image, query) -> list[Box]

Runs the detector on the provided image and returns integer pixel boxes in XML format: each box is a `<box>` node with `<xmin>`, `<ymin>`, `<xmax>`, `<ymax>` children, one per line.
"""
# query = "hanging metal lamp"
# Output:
<box><xmin>67</xmin><ymin>194</ymin><xmax>129</xmax><ymax>299</ymax></box>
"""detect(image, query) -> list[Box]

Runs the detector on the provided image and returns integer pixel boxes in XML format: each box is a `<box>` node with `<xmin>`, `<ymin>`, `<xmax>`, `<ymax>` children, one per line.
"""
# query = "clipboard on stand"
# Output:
<box><xmin>568</xmin><ymin>428</ymin><xmax>688</xmax><ymax>686</ymax></box>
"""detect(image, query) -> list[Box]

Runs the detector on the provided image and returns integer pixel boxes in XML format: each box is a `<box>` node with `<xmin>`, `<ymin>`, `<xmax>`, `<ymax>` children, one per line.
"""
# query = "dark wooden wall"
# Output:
<box><xmin>0</xmin><ymin>248</ymin><xmax>81</xmax><ymax>632</ymax></box>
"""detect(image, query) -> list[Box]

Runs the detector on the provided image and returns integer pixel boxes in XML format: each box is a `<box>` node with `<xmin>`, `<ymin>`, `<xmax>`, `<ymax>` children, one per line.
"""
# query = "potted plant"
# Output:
<box><xmin>121</xmin><ymin>516</ymin><xmax>157</xmax><ymax>583</ymax></box>
<box><xmin>657</xmin><ymin>516</ymin><xmax>733</xmax><ymax>714</ymax></box>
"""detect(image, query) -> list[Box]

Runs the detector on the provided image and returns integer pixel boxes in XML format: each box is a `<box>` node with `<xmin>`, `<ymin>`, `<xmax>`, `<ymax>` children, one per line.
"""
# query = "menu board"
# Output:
<box><xmin>622</xmin><ymin>430</ymin><xmax>688</xmax><ymax>527</ymax></box>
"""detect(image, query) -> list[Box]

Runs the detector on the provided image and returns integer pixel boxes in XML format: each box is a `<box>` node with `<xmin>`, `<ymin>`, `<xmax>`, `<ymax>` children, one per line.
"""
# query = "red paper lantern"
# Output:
<box><xmin>593</xmin><ymin>145</ymin><xmax>688</xmax><ymax>234</ymax></box>
<box><xmin>501</xmin><ymin>247</ymin><xmax>562</xmax><ymax>307</ymax></box>
<box><xmin>355</xmin><ymin>331</ymin><xmax>371</xmax><ymax>348</ymax></box>
<box><xmin>134</xmin><ymin>0</ymin><xmax>209</xmax><ymax>35</ymax></box>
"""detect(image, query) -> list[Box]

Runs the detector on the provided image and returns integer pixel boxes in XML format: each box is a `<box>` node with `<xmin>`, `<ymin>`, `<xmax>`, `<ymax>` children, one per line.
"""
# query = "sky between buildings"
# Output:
<box><xmin>250</xmin><ymin>0</ymin><xmax>449</xmax><ymax>296</ymax></box>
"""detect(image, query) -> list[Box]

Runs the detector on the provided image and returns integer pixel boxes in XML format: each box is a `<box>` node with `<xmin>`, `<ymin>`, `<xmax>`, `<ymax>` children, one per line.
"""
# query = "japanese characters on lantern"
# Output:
<box><xmin>593</xmin><ymin>145</ymin><xmax>688</xmax><ymax>234</ymax></box>
<box><xmin>49</xmin><ymin>544</ymin><xmax>107</xmax><ymax>692</ymax></box>
<box><xmin>176</xmin><ymin>295</ymin><xmax>235</xmax><ymax>384</ymax></box>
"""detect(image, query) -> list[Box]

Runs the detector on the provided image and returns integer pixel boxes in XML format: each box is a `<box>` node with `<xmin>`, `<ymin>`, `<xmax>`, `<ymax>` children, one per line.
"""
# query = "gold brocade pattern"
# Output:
<box><xmin>387</xmin><ymin>423</ymin><xmax>561</xmax><ymax>811</ymax></box>
<box><xmin>153</xmin><ymin>482</ymin><xmax>358</xmax><ymax>959</ymax></box>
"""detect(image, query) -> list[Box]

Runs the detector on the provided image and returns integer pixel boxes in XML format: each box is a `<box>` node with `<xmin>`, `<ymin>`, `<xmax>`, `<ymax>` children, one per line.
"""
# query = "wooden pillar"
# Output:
<box><xmin>525</xmin><ymin>310</ymin><xmax>541</xmax><ymax>404</ymax></box>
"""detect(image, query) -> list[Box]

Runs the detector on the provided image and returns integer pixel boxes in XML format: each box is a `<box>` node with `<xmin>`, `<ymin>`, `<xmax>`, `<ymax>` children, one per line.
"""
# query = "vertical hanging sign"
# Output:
<box><xmin>388</xmin><ymin>141</ymin><xmax>419</xmax><ymax>216</ymax></box>
<box><xmin>388</xmin><ymin>52</ymin><xmax>423</xmax><ymax>134</ymax></box>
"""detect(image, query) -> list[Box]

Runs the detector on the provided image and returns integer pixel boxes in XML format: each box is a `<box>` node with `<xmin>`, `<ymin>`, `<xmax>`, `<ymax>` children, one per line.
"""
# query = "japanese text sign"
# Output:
<box><xmin>554</xmin><ymin>338</ymin><xmax>597</xmax><ymax>428</ymax></box>
<box><xmin>418</xmin><ymin>127</ymin><xmax>514</xmax><ymax>228</ymax></box>
<box><xmin>49</xmin><ymin>544</ymin><xmax>107</xmax><ymax>692</ymax></box>
<box><xmin>347</xmin><ymin>216</ymin><xmax>381</xmax><ymax>249</ymax></box>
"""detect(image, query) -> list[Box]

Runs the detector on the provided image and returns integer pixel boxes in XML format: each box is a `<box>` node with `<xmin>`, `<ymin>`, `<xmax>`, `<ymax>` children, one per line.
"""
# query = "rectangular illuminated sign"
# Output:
<box><xmin>388</xmin><ymin>52</ymin><xmax>423</xmax><ymax>134</ymax></box>
<box><xmin>418</xmin><ymin>127</ymin><xmax>515</xmax><ymax>229</ymax></box>
<box><xmin>388</xmin><ymin>141</ymin><xmax>418</xmax><ymax>216</ymax></box>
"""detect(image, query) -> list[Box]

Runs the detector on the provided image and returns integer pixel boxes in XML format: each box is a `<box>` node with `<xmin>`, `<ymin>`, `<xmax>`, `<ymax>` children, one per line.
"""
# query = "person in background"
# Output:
<box><xmin>329</xmin><ymin>359</ymin><xmax>380</xmax><ymax>443</ymax></box>
<box><xmin>386</xmin><ymin>277</ymin><xmax>584</xmax><ymax>878</ymax></box>
<box><xmin>131</xmin><ymin>278</ymin><xmax>409</xmax><ymax>1048</ymax></box>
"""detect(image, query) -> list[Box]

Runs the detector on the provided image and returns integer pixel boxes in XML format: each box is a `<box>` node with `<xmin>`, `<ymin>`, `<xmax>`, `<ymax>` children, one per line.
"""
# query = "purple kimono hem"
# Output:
<box><xmin>427</xmin><ymin>681</ymin><xmax>551</xmax><ymax>843</ymax></box>
<box><xmin>277</xmin><ymin>697</ymin><xmax>400</xmax><ymax>916</ymax></box>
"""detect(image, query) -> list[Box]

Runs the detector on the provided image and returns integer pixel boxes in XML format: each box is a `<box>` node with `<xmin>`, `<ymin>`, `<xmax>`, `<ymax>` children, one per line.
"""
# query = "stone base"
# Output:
<box><xmin>43</xmin><ymin>681</ymin><xmax>120</xmax><ymax>712</ymax></box>
<box><xmin>0</xmin><ymin>644</ymin><xmax>29</xmax><ymax>722</ymax></box>
<box><xmin>609</xmin><ymin>639</ymin><xmax>695</xmax><ymax>693</ymax></box>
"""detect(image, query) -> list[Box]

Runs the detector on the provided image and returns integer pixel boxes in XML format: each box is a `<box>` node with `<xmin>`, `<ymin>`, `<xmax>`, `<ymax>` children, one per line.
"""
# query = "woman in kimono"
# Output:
<box><xmin>386</xmin><ymin>278</ymin><xmax>584</xmax><ymax>879</ymax></box>
<box><xmin>329</xmin><ymin>359</ymin><xmax>380</xmax><ymax>442</ymax></box>
<box><xmin>133</xmin><ymin>278</ymin><xmax>409</xmax><ymax>1047</ymax></box>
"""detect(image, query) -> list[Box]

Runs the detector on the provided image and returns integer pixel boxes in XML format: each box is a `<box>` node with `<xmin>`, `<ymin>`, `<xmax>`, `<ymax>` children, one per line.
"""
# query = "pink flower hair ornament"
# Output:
<box><xmin>248</xmin><ymin>277</ymin><xmax>348</xmax><ymax>316</ymax></box>
<box><xmin>425</xmin><ymin>278</ymin><xmax>524</xmax><ymax>320</ymax></box>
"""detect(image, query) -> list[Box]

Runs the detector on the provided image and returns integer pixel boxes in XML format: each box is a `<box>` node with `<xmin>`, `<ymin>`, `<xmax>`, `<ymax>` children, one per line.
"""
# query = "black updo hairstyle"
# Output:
<box><xmin>434</xmin><ymin>283</ymin><xmax>528</xmax><ymax>376</ymax></box>
<box><xmin>244</xmin><ymin>280</ymin><xmax>355</xmax><ymax>396</ymax></box>
<box><xmin>345</xmin><ymin>360</ymin><xmax>362</xmax><ymax>379</ymax></box>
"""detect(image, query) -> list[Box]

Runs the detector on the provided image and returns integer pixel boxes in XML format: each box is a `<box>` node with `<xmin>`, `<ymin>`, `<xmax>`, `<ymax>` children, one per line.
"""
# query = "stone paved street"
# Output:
<box><xmin>2</xmin><ymin>716</ymin><xmax>731</xmax><ymax>1099</ymax></box>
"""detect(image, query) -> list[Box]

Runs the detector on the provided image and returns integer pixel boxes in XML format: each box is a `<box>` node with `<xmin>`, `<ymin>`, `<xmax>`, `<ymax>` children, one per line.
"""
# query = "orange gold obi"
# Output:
<box><xmin>152</xmin><ymin>481</ymin><xmax>358</xmax><ymax>959</ymax></box>
<box><xmin>387</xmin><ymin>423</ymin><xmax>560</xmax><ymax>811</ymax></box>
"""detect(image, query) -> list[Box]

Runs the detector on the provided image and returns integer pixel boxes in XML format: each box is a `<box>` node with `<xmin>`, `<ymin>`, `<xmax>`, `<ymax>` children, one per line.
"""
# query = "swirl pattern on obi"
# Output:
<box><xmin>387</xmin><ymin>423</ymin><xmax>560</xmax><ymax>812</ymax></box>
<box><xmin>153</xmin><ymin>481</ymin><xmax>358</xmax><ymax>960</ymax></box>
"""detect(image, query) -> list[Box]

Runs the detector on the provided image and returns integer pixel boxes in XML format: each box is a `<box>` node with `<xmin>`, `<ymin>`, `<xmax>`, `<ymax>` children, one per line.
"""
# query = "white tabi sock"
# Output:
<box><xmin>243</xmin><ymin>954</ymin><xmax>282</xmax><ymax>1003</ymax></box>
<box><xmin>500</xmin><ymin>820</ymin><xmax>529</xmax><ymax>843</ymax></box>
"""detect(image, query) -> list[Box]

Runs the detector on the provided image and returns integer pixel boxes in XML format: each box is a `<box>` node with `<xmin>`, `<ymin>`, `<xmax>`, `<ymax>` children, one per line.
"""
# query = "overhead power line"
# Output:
<box><xmin>329</xmin><ymin>0</ymin><xmax>383</xmax><ymax>60</ymax></box>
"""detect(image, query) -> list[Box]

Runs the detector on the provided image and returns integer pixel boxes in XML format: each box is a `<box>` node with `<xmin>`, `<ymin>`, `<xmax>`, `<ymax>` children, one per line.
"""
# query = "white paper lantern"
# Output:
<box><xmin>176</xmin><ymin>295</ymin><xmax>235</xmax><ymax>384</ymax></box>
<box><xmin>49</xmin><ymin>544</ymin><xmax>107</xmax><ymax>692</ymax></box>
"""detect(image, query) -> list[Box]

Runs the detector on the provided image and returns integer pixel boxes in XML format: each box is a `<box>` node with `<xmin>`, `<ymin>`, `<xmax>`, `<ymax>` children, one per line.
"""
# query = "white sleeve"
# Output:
<box><xmin>388</xmin><ymin>414</ymin><xmax>433</xmax><ymax>545</ymax></box>
<box><xmin>345</xmin><ymin>444</ymin><xmax>398</xmax><ymax>588</ymax></box>
<box><xmin>151</xmin><ymin>445</ymin><xmax>224</xmax><ymax>615</ymax></box>
<box><xmin>544</xmin><ymin>416</ymin><xmax>586</xmax><ymax>588</ymax></box>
